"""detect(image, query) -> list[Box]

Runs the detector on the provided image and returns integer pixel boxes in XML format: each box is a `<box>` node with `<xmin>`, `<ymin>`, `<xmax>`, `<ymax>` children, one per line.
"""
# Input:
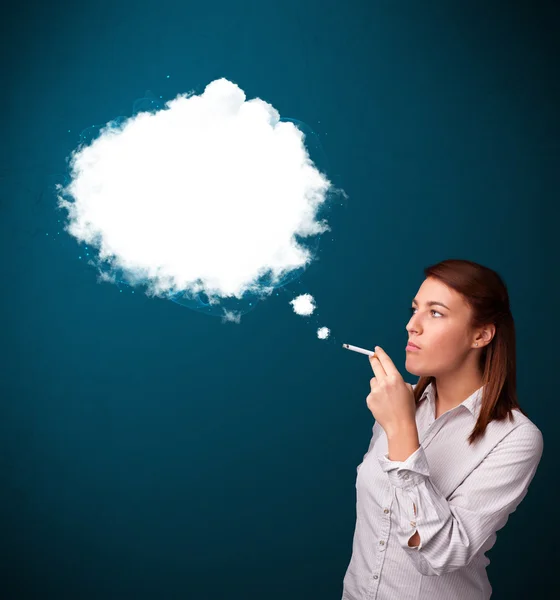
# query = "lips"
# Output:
<box><xmin>407</xmin><ymin>341</ymin><xmax>421</xmax><ymax>349</ymax></box>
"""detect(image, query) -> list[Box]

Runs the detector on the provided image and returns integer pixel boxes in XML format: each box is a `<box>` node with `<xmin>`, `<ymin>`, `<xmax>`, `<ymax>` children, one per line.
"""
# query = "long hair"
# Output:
<box><xmin>412</xmin><ymin>259</ymin><xmax>528</xmax><ymax>445</ymax></box>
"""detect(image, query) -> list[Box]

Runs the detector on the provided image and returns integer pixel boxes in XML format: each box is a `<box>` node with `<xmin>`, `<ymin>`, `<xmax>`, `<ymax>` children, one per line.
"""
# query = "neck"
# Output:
<box><xmin>434</xmin><ymin>362</ymin><xmax>484</xmax><ymax>413</ymax></box>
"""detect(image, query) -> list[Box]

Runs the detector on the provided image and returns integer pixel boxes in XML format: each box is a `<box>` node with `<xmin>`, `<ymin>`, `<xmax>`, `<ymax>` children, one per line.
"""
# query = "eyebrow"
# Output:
<box><xmin>412</xmin><ymin>298</ymin><xmax>451</xmax><ymax>310</ymax></box>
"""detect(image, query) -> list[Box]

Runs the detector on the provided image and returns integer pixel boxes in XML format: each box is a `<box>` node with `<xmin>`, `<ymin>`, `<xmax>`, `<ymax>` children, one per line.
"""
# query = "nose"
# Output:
<box><xmin>406</xmin><ymin>314</ymin><xmax>420</xmax><ymax>335</ymax></box>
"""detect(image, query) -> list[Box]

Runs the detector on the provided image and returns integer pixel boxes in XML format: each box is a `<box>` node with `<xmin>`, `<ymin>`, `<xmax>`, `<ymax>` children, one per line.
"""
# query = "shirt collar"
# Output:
<box><xmin>418</xmin><ymin>380</ymin><xmax>484</xmax><ymax>418</ymax></box>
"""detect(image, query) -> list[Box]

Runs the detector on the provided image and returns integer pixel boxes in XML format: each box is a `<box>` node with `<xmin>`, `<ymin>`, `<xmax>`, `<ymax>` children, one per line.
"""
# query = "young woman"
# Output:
<box><xmin>342</xmin><ymin>258</ymin><xmax>543</xmax><ymax>600</ymax></box>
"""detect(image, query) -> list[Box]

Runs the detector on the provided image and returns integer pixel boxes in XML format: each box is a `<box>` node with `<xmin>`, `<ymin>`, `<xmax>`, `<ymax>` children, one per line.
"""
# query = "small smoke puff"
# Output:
<box><xmin>317</xmin><ymin>326</ymin><xmax>330</xmax><ymax>339</ymax></box>
<box><xmin>56</xmin><ymin>77</ymin><xmax>333</xmax><ymax>302</ymax></box>
<box><xmin>221</xmin><ymin>309</ymin><xmax>242</xmax><ymax>324</ymax></box>
<box><xmin>290</xmin><ymin>293</ymin><xmax>316</xmax><ymax>316</ymax></box>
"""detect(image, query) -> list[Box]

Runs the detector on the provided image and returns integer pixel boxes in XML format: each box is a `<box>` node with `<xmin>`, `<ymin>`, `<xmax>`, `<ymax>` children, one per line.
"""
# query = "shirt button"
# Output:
<box><xmin>373</xmin><ymin>575</ymin><xmax>379</xmax><ymax>580</ymax></box>
<box><xmin>379</xmin><ymin>540</ymin><xmax>385</xmax><ymax>545</ymax></box>
<box><xmin>383</xmin><ymin>508</ymin><xmax>389</xmax><ymax>514</ymax></box>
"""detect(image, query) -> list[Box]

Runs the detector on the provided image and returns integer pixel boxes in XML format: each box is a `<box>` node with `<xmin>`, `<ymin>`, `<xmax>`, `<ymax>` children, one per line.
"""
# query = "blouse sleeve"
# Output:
<box><xmin>365</xmin><ymin>421</ymin><xmax>381</xmax><ymax>456</ymax></box>
<box><xmin>377</xmin><ymin>423</ymin><xmax>544</xmax><ymax>577</ymax></box>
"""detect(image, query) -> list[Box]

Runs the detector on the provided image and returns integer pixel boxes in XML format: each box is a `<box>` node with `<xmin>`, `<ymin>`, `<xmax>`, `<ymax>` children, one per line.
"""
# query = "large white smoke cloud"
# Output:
<box><xmin>56</xmin><ymin>78</ymin><xmax>336</xmax><ymax>316</ymax></box>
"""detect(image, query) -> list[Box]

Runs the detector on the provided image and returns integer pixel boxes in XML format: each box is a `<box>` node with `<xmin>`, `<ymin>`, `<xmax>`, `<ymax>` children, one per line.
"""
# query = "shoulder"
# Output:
<box><xmin>510</xmin><ymin>420</ymin><xmax>543</xmax><ymax>452</ymax></box>
<box><xmin>491</xmin><ymin>410</ymin><xmax>543</xmax><ymax>449</ymax></box>
<box><xmin>484</xmin><ymin>419</ymin><xmax>544</xmax><ymax>468</ymax></box>
<box><xmin>510</xmin><ymin>408</ymin><xmax>542</xmax><ymax>434</ymax></box>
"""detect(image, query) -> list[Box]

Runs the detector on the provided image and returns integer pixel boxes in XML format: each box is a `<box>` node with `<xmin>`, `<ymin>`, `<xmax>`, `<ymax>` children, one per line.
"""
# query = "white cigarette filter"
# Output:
<box><xmin>342</xmin><ymin>343</ymin><xmax>376</xmax><ymax>357</ymax></box>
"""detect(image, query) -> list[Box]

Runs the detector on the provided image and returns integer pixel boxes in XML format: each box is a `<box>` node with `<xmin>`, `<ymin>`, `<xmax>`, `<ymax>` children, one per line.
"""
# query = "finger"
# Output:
<box><xmin>369</xmin><ymin>375</ymin><xmax>379</xmax><ymax>389</ymax></box>
<box><xmin>369</xmin><ymin>352</ymin><xmax>386</xmax><ymax>379</ymax></box>
<box><xmin>372</xmin><ymin>346</ymin><xmax>400</xmax><ymax>378</ymax></box>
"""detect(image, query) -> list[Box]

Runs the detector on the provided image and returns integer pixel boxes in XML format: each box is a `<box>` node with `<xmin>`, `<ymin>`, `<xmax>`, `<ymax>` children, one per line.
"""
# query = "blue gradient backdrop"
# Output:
<box><xmin>1</xmin><ymin>1</ymin><xmax>556</xmax><ymax>598</ymax></box>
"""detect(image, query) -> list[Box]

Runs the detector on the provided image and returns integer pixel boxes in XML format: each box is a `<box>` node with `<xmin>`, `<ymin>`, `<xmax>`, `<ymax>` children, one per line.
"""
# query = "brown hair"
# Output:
<box><xmin>412</xmin><ymin>258</ymin><xmax>528</xmax><ymax>445</ymax></box>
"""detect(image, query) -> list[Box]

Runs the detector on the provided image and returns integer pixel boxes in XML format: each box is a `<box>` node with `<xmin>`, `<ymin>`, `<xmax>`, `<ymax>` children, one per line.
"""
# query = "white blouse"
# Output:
<box><xmin>341</xmin><ymin>381</ymin><xmax>544</xmax><ymax>600</ymax></box>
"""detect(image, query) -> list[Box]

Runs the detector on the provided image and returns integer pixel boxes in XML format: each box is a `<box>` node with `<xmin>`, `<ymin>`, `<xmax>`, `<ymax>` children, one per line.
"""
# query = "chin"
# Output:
<box><xmin>405</xmin><ymin>365</ymin><xmax>420</xmax><ymax>376</ymax></box>
<box><xmin>405</xmin><ymin>359</ymin><xmax>427</xmax><ymax>378</ymax></box>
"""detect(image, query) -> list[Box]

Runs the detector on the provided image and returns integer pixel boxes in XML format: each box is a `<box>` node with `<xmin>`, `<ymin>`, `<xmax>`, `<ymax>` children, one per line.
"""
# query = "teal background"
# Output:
<box><xmin>1</xmin><ymin>1</ymin><xmax>556</xmax><ymax>598</ymax></box>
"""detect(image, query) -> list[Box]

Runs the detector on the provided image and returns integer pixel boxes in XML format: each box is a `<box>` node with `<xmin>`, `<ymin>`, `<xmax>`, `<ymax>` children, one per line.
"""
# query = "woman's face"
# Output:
<box><xmin>405</xmin><ymin>277</ymin><xmax>475</xmax><ymax>377</ymax></box>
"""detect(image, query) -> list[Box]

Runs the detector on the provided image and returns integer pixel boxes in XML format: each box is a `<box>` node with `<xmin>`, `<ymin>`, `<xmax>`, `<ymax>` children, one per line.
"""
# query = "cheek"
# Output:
<box><xmin>438</xmin><ymin>323</ymin><xmax>471</xmax><ymax>349</ymax></box>
<box><xmin>429</xmin><ymin>322</ymin><xmax>463</xmax><ymax>349</ymax></box>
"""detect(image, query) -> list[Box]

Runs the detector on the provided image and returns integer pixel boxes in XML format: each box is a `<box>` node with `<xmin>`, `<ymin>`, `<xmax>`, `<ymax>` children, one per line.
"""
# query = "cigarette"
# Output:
<box><xmin>342</xmin><ymin>343</ymin><xmax>376</xmax><ymax>357</ymax></box>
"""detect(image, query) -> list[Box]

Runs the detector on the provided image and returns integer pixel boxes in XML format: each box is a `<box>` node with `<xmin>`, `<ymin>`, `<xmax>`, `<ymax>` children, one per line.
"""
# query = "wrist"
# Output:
<box><xmin>386</xmin><ymin>423</ymin><xmax>420</xmax><ymax>462</ymax></box>
<box><xmin>386</xmin><ymin>421</ymin><xmax>418</xmax><ymax>440</ymax></box>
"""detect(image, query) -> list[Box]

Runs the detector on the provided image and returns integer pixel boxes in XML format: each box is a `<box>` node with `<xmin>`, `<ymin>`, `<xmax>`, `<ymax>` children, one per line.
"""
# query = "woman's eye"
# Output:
<box><xmin>409</xmin><ymin>307</ymin><xmax>442</xmax><ymax>317</ymax></box>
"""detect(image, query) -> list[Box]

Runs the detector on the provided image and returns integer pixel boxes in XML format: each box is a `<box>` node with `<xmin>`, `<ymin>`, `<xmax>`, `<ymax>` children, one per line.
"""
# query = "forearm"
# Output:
<box><xmin>385</xmin><ymin>425</ymin><xmax>422</xmax><ymax>547</ymax></box>
<box><xmin>386</xmin><ymin>424</ymin><xmax>420</xmax><ymax>462</ymax></box>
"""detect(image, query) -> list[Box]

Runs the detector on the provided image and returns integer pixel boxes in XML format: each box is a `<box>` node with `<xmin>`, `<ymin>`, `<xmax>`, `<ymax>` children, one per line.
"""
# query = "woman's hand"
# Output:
<box><xmin>366</xmin><ymin>346</ymin><xmax>417</xmax><ymax>436</ymax></box>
